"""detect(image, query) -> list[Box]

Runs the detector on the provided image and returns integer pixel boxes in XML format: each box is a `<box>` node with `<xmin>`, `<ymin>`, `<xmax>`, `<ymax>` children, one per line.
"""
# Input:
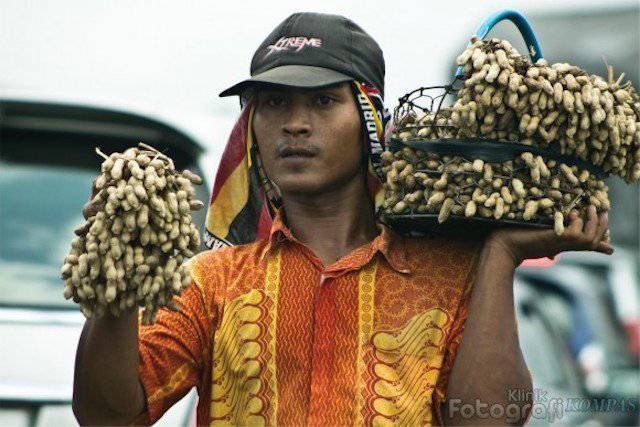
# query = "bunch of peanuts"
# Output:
<box><xmin>60</xmin><ymin>143</ymin><xmax>204</xmax><ymax>324</ymax></box>
<box><xmin>395</xmin><ymin>37</ymin><xmax>640</xmax><ymax>184</ymax></box>
<box><xmin>386</xmin><ymin>37</ymin><xmax>638</xmax><ymax>234</ymax></box>
<box><xmin>381</xmin><ymin>147</ymin><xmax>610</xmax><ymax>237</ymax></box>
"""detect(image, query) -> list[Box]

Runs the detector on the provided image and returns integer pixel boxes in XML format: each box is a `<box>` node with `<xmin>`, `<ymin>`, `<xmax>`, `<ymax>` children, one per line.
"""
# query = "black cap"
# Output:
<box><xmin>219</xmin><ymin>12</ymin><xmax>385</xmax><ymax>98</ymax></box>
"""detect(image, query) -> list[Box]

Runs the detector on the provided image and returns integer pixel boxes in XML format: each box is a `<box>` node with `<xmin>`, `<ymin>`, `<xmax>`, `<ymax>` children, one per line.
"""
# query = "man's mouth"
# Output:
<box><xmin>278</xmin><ymin>146</ymin><xmax>318</xmax><ymax>158</ymax></box>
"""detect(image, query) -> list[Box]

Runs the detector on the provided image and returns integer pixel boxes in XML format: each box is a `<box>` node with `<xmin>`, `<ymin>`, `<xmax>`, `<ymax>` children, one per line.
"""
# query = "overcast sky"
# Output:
<box><xmin>2</xmin><ymin>0</ymin><xmax>637</xmax><ymax>160</ymax></box>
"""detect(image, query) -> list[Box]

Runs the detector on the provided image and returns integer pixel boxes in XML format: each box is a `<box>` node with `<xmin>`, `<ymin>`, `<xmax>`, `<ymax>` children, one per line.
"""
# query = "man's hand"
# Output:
<box><xmin>73</xmin><ymin>178</ymin><xmax>104</xmax><ymax>237</ymax></box>
<box><xmin>82</xmin><ymin>177</ymin><xmax>103</xmax><ymax>218</ymax></box>
<box><xmin>487</xmin><ymin>205</ymin><xmax>612</xmax><ymax>266</ymax></box>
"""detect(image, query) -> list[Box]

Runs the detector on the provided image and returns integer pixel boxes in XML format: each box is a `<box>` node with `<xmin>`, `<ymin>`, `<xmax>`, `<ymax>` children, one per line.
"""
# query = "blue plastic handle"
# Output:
<box><xmin>455</xmin><ymin>9</ymin><xmax>543</xmax><ymax>78</ymax></box>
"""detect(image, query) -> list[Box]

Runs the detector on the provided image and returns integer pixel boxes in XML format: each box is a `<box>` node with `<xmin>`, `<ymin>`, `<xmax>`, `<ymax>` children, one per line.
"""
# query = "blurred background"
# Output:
<box><xmin>0</xmin><ymin>0</ymin><xmax>638</xmax><ymax>425</ymax></box>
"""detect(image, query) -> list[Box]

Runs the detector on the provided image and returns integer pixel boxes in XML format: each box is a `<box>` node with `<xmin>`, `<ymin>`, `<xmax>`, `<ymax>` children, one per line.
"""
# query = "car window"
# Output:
<box><xmin>0</xmin><ymin>161</ymin><xmax>92</xmax><ymax>308</ymax></box>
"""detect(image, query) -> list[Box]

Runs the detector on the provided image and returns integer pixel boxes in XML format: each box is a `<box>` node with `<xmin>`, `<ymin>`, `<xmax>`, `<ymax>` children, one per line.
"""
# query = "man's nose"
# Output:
<box><xmin>282</xmin><ymin>102</ymin><xmax>312</xmax><ymax>137</ymax></box>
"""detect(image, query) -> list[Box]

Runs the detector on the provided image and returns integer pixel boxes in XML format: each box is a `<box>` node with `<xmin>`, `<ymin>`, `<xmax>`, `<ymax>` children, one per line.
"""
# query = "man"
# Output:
<box><xmin>72</xmin><ymin>12</ymin><xmax>612</xmax><ymax>426</ymax></box>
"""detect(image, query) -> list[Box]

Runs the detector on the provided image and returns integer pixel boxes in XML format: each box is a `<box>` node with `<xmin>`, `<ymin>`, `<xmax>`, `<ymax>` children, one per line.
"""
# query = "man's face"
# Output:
<box><xmin>252</xmin><ymin>82</ymin><xmax>364</xmax><ymax>196</ymax></box>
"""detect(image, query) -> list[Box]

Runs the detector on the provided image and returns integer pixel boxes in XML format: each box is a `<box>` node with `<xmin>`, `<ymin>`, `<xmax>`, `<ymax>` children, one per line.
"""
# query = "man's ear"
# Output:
<box><xmin>251</xmin><ymin>129</ymin><xmax>282</xmax><ymax>201</ymax></box>
<box><xmin>240</xmin><ymin>86</ymin><xmax>257</xmax><ymax>108</ymax></box>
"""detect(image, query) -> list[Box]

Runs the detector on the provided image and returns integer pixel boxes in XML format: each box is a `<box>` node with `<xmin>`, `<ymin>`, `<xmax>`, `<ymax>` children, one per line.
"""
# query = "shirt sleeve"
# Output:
<box><xmin>432</xmin><ymin>244</ymin><xmax>481</xmax><ymax>426</ymax></box>
<box><xmin>132</xmin><ymin>269</ymin><xmax>214</xmax><ymax>425</ymax></box>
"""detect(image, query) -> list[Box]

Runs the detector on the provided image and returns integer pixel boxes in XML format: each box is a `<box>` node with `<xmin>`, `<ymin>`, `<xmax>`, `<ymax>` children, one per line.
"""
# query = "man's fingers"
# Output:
<box><xmin>561</xmin><ymin>209</ymin><xmax>612</xmax><ymax>254</ymax></box>
<box><xmin>90</xmin><ymin>177</ymin><xmax>98</xmax><ymax>197</ymax></box>
<box><xmin>593</xmin><ymin>212</ymin><xmax>609</xmax><ymax>248</ymax></box>
<box><xmin>583</xmin><ymin>205</ymin><xmax>598</xmax><ymax>241</ymax></box>
<box><xmin>74</xmin><ymin>221</ymin><xmax>91</xmax><ymax>236</ymax></box>
<box><xmin>566</xmin><ymin>210</ymin><xmax>583</xmax><ymax>235</ymax></box>
<box><xmin>82</xmin><ymin>201</ymin><xmax>96</xmax><ymax>220</ymax></box>
<box><xmin>82</xmin><ymin>196</ymin><xmax>105</xmax><ymax>220</ymax></box>
<box><xmin>594</xmin><ymin>240</ymin><xmax>614</xmax><ymax>255</ymax></box>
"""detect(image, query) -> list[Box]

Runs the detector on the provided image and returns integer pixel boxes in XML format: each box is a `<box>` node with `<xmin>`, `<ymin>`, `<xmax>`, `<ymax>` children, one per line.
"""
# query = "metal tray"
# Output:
<box><xmin>380</xmin><ymin>213</ymin><xmax>552</xmax><ymax>239</ymax></box>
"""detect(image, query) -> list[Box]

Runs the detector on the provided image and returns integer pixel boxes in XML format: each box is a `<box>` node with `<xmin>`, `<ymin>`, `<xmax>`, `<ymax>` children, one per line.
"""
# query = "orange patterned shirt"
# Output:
<box><xmin>136</xmin><ymin>209</ymin><xmax>482</xmax><ymax>426</ymax></box>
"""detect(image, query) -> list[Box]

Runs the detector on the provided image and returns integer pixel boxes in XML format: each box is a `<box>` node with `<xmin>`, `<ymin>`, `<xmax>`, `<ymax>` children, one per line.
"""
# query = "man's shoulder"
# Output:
<box><xmin>399</xmin><ymin>234</ymin><xmax>483</xmax><ymax>288</ymax></box>
<box><xmin>402</xmin><ymin>233</ymin><xmax>484</xmax><ymax>262</ymax></box>
<box><xmin>189</xmin><ymin>239</ymin><xmax>268</xmax><ymax>273</ymax></box>
<box><xmin>185</xmin><ymin>240</ymin><xmax>269</xmax><ymax>303</ymax></box>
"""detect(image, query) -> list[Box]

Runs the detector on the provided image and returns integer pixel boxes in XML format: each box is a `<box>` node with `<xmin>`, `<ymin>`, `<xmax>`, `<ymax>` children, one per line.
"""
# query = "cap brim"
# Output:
<box><xmin>219</xmin><ymin>65</ymin><xmax>353</xmax><ymax>97</ymax></box>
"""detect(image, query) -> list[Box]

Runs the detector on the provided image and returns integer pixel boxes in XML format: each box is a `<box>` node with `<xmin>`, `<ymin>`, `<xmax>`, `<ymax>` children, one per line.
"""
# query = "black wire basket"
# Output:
<box><xmin>380</xmin><ymin>82</ymin><xmax>606</xmax><ymax>238</ymax></box>
<box><xmin>392</xmin><ymin>80</ymin><xmax>462</xmax><ymax>141</ymax></box>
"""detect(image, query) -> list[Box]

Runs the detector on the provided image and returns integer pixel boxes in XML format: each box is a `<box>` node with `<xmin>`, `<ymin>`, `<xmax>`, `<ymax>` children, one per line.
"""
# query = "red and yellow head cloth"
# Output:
<box><xmin>203</xmin><ymin>81</ymin><xmax>390</xmax><ymax>250</ymax></box>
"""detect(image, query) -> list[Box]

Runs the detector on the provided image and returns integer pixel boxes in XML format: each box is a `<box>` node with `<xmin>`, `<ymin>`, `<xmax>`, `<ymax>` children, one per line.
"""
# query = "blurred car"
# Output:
<box><xmin>555</xmin><ymin>248</ymin><xmax>640</xmax><ymax>359</ymax></box>
<box><xmin>0</xmin><ymin>98</ymin><xmax>212</xmax><ymax>426</ymax></box>
<box><xmin>517</xmin><ymin>264</ymin><xmax>640</xmax><ymax>425</ymax></box>
<box><xmin>514</xmin><ymin>277</ymin><xmax>597</xmax><ymax>426</ymax></box>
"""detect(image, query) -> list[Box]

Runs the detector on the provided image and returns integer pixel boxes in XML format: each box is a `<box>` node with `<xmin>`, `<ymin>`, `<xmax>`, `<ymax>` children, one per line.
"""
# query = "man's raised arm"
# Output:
<box><xmin>73</xmin><ymin>310</ymin><xmax>146</xmax><ymax>425</ymax></box>
<box><xmin>442</xmin><ymin>207</ymin><xmax>611</xmax><ymax>425</ymax></box>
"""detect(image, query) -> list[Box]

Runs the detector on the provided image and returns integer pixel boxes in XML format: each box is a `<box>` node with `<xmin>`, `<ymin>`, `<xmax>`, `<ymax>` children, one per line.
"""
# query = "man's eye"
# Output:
<box><xmin>265</xmin><ymin>96</ymin><xmax>286</xmax><ymax>107</ymax></box>
<box><xmin>315</xmin><ymin>95</ymin><xmax>334</xmax><ymax>106</ymax></box>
